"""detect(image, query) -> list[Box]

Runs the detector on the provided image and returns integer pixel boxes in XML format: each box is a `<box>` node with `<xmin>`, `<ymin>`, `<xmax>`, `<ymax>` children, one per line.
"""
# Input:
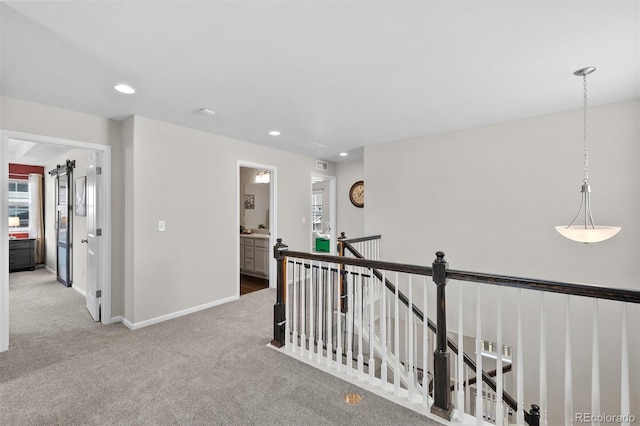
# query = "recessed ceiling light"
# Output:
<box><xmin>269</xmin><ymin>130</ymin><xmax>281</xmax><ymax>136</ymax></box>
<box><xmin>113</xmin><ymin>84</ymin><xmax>136</xmax><ymax>94</ymax></box>
<box><xmin>339</xmin><ymin>152</ymin><xmax>348</xmax><ymax>157</ymax></box>
<box><xmin>198</xmin><ymin>108</ymin><xmax>216</xmax><ymax>116</ymax></box>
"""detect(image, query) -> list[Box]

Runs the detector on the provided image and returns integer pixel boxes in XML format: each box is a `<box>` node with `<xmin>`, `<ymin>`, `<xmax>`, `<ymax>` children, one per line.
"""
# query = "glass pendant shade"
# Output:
<box><xmin>555</xmin><ymin>225</ymin><xmax>621</xmax><ymax>243</ymax></box>
<box><xmin>555</xmin><ymin>67</ymin><xmax>620</xmax><ymax>243</ymax></box>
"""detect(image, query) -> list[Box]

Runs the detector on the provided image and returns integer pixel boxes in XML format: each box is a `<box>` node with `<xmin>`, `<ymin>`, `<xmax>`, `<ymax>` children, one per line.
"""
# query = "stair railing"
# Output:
<box><xmin>338</xmin><ymin>234</ymin><xmax>533</xmax><ymax>424</ymax></box>
<box><xmin>272</xmin><ymin>237</ymin><xmax>640</xmax><ymax>425</ymax></box>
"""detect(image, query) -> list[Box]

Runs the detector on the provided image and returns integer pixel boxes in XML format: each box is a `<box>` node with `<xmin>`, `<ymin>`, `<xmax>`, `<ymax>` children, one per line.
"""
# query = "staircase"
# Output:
<box><xmin>270</xmin><ymin>235</ymin><xmax>640</xmax><ymax>426</ymax></box>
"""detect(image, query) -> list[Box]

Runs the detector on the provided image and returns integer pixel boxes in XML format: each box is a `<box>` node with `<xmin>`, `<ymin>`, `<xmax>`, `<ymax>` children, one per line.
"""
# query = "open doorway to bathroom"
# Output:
<box><xmin>237</xmin><ymin>163</ymin><xmax>276</xmax><ymax>296</ymax></box>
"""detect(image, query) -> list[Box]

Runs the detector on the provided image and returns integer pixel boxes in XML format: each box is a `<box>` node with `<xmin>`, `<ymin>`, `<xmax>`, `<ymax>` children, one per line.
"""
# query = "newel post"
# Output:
<box><xmin>338</xmin><ymin>232</ymin><xmax>347</xmax><ymax>313</ymax></box>
<box><xmin>431</xmin><ymin>251</ymin><xmax>454</xmax><ymax>420</ymax></box>
<box><xmin>529</xmin><ymin>404</ymin><xmax>541</xmax><ymax>426</ymax></box>
<box><xmin>271</xmin><ymin>238</ymin><xmax>288</xmax><ymax>348</ymax></box>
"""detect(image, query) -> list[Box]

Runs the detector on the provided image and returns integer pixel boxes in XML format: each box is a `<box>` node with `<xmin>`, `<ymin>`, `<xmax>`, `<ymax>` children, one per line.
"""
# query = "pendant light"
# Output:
<box><xmin>555</xmin><ymin>67</ymin><xmax>621</xmax><ymax>243</ymax></box>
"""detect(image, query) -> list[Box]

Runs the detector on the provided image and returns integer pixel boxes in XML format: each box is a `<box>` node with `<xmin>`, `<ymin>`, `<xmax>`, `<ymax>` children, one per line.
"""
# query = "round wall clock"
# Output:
<box><xmin>349</xmin><ymin>180</ymin><xmax>364</xmax><ymax>208</ymax></box>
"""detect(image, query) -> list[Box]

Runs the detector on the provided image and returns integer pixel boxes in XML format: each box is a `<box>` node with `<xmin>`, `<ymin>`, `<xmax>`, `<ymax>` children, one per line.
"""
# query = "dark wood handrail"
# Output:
<box><xmin>279</xmin><ymin>249</ymin><xmax>434</xmax><ymax>277</ymax></box>
<box><xmin>339</xmin><ymin>233</ymin><xmax>382</xmax><ymax>244</ymax></box>
<box><xmin>447</xmin><ymin>269</ymin><xmax>640</xmax><ymax>304</ymax></box>
<box><xmin>279</xmin><ymin>245</ymin><xmax>640</xmax><ymax>305</ymax></box>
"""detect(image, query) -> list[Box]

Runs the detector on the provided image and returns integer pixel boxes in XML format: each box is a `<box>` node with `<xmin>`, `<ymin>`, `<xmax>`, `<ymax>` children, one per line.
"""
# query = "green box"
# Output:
<box><xmin>315</xmin><ymin>238</ymin><xmax>330</xmax><ymax>252</ymax></box>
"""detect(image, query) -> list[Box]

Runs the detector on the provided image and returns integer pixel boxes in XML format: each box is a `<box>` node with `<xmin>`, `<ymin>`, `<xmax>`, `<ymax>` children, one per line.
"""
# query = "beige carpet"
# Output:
<box><xmin>1</xmin><ymin>269</ymin><xmax>439</xmax><ymax>425</ymax></box>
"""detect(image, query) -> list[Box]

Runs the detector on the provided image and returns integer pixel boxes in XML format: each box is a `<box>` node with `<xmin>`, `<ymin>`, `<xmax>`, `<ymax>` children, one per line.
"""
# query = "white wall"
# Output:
<box><xmin>1</xmin><ymin>97</ymin><xmax>336</xmax><ymax>328</ymax></box>
<box><xmin>244</xmin><ymin>182</ymin><xmax>269</xmax><ymax>229</ymax></box>
<box><xmin>126</xmin><ymin>115</ymin><xmax>335</xmax><ymax>324</ymax></box>
<box><xmin>364</xmin><ymin>100</ymin><xmax>640</xmax><ymax>423</ymax></box>
<box><xmin>336</xmin><ymin>159</ymin><xmax>364</xmax><ymax>238</ymax></box>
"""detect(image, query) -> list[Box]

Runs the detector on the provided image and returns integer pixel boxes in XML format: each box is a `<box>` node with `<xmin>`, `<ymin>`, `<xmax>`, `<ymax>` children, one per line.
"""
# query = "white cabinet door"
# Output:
<box><xmin>254</xmin><ymin>246</ymin><xmax>268</xmax><ymax>276</ymax></box>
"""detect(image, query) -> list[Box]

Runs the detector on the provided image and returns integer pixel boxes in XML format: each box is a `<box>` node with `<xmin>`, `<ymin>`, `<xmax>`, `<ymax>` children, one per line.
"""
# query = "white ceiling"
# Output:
<box><xmin>7</xmin><ymin>138</ymin><xmax>73</xmax><ymax>166</ymax></box>
<box><xmin>1</xmin><ymin>1</ymin><xmax>638</xmax><ymax>163</ymax></box>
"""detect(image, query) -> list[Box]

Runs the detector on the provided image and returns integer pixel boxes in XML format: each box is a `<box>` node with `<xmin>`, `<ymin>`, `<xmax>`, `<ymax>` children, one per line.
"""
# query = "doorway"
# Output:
<box><xmin>310</xmin><ymin>174</ymin><xmax>336</xmax><ymax>255</ymax></box>
<box><xmin>237</xmin><ymin>161</ymin><xmax>277</xmax><ymax>297</ymax></box>
<box><xmin>1</xmin><ymin>130</ymin><xmax>112</xmax><ymax>352</ymax></box>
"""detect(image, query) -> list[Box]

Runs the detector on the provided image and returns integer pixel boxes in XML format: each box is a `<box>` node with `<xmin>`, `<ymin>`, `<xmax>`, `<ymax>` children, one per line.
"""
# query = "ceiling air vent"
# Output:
<box><xmin>316</xmin><ymin>160</ymin><xmax>329</xmax><ymax>171</ymax></box>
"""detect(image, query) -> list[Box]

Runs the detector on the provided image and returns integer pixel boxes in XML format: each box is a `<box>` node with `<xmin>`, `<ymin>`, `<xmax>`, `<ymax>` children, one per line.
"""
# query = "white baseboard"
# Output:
<box><xmin>45</xmin><ymin>265</ymin><xmax>55</xmax><ymax>274</ymax></box>
<box><xmin>107</xmin><ymin>315</ymin><xmax>123</xmax><ymax>325</ymax></box>
<box><xmin>72</xmin><ymin>284</ymin><xmax>86</xmax><ymax>297</ymax></box>
<box><xmin>121</xmin><ymin>317</ymin><xmax>135</xmax><ymax>330</ymax></box>
<box><xmin>122</xmin><ymin>295</ymin><xmax>239</xmax><ymax>330</ymax></box>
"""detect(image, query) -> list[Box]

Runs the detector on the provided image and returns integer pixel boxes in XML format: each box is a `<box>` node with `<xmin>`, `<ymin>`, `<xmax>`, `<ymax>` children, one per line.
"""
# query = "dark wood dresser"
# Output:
<box><xmin>9</xmin><ymin>238</ymin><xmax>36</xmax><ymax>272</ymax></box>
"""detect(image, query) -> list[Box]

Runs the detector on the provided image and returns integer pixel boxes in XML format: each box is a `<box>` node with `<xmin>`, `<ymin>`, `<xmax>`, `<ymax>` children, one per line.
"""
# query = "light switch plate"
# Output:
<box><xmin>158</xmin><ymin>220</ymin><xmax>166</xmax><ymax>232</ymax></box>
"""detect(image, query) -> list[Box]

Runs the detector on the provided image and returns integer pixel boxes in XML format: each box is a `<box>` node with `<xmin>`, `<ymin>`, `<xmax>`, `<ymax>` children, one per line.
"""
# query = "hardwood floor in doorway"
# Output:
<box><xmin>240</xmin><ymin>274</ymin><xmax>269</xmax><ymax>295</ymax></box>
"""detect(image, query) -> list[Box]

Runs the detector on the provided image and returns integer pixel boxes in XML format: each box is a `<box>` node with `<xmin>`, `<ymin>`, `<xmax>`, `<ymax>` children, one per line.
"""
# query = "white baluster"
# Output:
<box><xmin>357</xmin><ymin>274</ymin><xmax>364</xmax><ymax>379</ymax></box>
<box><xmin>496</xmin><ymin>286</ymin><xmax>503</xmax><ymax>426</ymax></box>
<box><xmin>285</xmin><ymin>261</ymin><xmax>291</xmax><ymax>348</ymax></box>
<box><xmin>387</xmin><ymin>281</ymin><xmax>392</xmax><ymax>358</ymax></box>
<box><xmin>336</xmin><ymin>265</ymin><xmax>343</xmax><ymax>371</ymax></box>
<box><xmin>300</xmin><ymin>263</ymin><xmax>306</xmax><ymax>356</ymax></box>
<box><xmin>457</xmin><ymin>283</ymin><xmax>465</xmax><ymax>422</ymax></box>
<box><xmin>394</xmin><ymin>272</ymin><xmax>401</xmax><ymax>396</ymax></box>
<box><xmin>381</xmin><ymin>271</ymin><xmax>388</xmax><ymax>389</ymax></box>
<box><xmin>540</xmin><ymin>292</ymin><xmax>547</xmax><ymax>424</ymax></box>
<box><xmin>292</xmin><ymin>262</ymin><xmax>298</xmax><ymax>353</ymax></box>
<box><xmin>407</xmin><ymin>276</ymin><xmax>414</xmax><ymax>401</ymax></box>
<box><xmin>423</xmin><ymin>276</ymin><xmax>430</xmax><ymax>408</ymax></box>
<box><xmin>465</xmin><ymin>366</ymin><xmax>470</xmax><ymax>415</ymax></box>
<box><xmin>316</xmin><ymin>264</ymin><xmax>324</xmax><ymax>362</ymax></box>
<box><xmin>565</xmin><ymin>295</ymin><xmax>573</xmax><ymax>426</ymax></box>
<box><xmin>308</xmin><ymin>262</ymin><xmax>315</xmax><ymax>360</ymax></box>
<box><xmin>326</xmin><ymin>264</ymin><xmax>333</xmax><ymax>367</ymax></box>
<box><xmin>620</xmin><ymin>303</ymin><xmax>630</xmax><ymax>426</ymax></box>
<box><xmin>405</xmin><ymin>298</ymin><xmax>409</xmax><ymax>375</ymax></box>
<box><xmin>354</xmin><ymin>273</ymin><xmax>364</xmax><ymax>380</ymax></box>
<box><xmin>517</xmin><ymin>288</ymin><xmax>525</xmax><ymax>425</ymax></box>
<box><xmin>591</xmin><ymin>299</ymin><xmax>600</xmax><ymax>425</ymax></box>
<box><xmin>476</xmin><ymin>285</ymin><xmax>483</xmax><ymax>426</ymax></box>
<box><xmin>346</xmin><ymin>270</ymin><xmax>353</xmax><ymax>375</ymax></box>
<box><xmin>369</xmin><ymin>272</ymin><xmax>375</xmax><ymax>384</ymax></box>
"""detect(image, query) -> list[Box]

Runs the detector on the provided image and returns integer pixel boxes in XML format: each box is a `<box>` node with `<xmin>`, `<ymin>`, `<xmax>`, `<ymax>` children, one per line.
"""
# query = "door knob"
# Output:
<box><xmin>81</xmin><ymin>239</ymin><xmax>88</xmax><ymax>243</ymax></box>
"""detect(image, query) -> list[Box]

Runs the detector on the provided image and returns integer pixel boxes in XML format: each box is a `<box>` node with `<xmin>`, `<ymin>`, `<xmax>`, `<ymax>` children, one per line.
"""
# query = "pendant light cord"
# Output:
<box><xmin>582</xmin><ymin>74</ymin><xmax>589</xmax><ymax>184</ymax></box>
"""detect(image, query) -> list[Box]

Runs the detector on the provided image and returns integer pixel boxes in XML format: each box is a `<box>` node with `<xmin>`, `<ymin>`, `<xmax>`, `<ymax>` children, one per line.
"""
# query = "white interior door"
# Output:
<box><xmin>85</xmin><ymin>152</ymin><xmax>100</xmax><ymax>321</ymax></box>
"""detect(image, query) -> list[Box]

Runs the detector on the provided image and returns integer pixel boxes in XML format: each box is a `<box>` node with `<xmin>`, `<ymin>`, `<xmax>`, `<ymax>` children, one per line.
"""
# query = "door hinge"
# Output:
<box><xmin>96</xmin><ymin>290</ymin><xmax>102</xmax><ymax>298</ymax></box>
<box><xmin>96</xmin><ymin>166</ymin><xmax>102</xmax><ymax>175</ymax></box>
<box><xmin>96</xmin><ymin>228</ymin><xmax>102</xmax><ymax>236</ymax></box>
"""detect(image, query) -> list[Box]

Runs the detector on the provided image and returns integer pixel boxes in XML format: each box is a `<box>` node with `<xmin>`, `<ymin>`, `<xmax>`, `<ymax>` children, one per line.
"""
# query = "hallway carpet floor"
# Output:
<box><xmin>1</xmin><ymin>269</ymin><xmax>440</xmax><ymax>425</ymax></box>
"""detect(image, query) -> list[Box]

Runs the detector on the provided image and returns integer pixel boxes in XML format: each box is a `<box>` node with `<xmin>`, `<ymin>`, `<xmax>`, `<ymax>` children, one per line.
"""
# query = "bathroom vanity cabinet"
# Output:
<box><xmin>240</xmin><ymin>234</ymin><xmax>269</xmax><ymax>279</ymax></box>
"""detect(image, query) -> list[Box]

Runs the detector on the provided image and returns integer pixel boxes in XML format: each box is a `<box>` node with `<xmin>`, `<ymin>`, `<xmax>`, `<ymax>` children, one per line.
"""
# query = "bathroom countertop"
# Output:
<box><xmin>240</xmin><ymin>233</ymin><xmax>270</xmax><ymax>239</ymax></box>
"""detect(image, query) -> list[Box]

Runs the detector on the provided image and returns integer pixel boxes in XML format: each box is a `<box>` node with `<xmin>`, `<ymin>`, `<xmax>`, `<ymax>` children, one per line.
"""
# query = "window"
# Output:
<box><xmin>8</xmin><ymin>179</ymin><xmax>29</xmax><ymax>229</ymax></box>
<box><xmin>312</xmin><ymin>191</ymin><xmax>323</xmax><ymax>232</ymax></box>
